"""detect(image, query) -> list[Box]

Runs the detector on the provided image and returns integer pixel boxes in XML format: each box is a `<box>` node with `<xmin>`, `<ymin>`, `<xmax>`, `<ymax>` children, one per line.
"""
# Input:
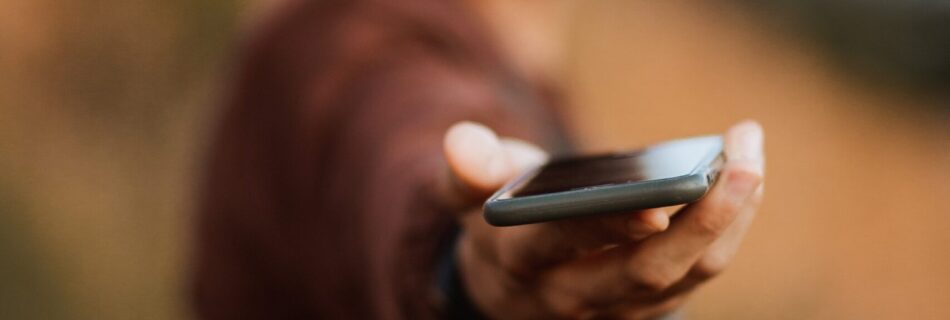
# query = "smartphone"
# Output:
<box><xmin>483</xmin><ymin>135</ymin><xmax>725</xmax><ymax>226</ymax></box>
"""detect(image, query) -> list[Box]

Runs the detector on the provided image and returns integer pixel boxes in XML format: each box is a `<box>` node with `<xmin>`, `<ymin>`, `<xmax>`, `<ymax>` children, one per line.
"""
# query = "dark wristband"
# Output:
<box><xmin>436</xmin><ymin>227</ymin><xmax>488</xmax><ymax>319</ymax></box>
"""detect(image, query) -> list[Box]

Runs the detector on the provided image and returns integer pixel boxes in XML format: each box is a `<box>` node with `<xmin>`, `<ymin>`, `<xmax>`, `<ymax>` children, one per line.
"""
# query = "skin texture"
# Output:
<box><xmin>442</xmin><ymin>121</ymin><xmax>765</xmax><ymax>319</ymax></box>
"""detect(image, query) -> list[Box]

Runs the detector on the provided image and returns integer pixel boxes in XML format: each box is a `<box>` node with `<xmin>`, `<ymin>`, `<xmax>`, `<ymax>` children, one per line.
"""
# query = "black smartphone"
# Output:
<box><xmin>483</xmin><ymin>136</ymin><xmax>725</xmax><ymax>226</ymax></box>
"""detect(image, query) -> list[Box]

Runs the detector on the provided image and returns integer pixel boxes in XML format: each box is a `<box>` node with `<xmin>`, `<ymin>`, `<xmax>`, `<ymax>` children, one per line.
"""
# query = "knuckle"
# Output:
<box><xmin>495</xmin><ymin>254</ymin><xmax>518</xmax><ymax>273</ymax></box>
<box><xmin>692</xmin><ymin>210</ymin><xmax>731</xmax><ymax>236</ymax></box>
<box><xmin>722</xmin><ymin>163</ymin><xmax>764</xmax><ymax>194</ymax></box>
<box><xmin>692</xmin><ymin>254</ymin><xmax>731</xmax><ymax>279</ymax></box>
<box><xmin>724</xmin><ymin>159</ymin><xmax>763</xmax><ymax>180</ymax></box>
<box><xmin>741</xmin><ymin>168</ymin><xmax>764</xmax><ymax>185</ymax></box>
<box><xmin>542</xmin><ymin>288</ymin><xmax>588</xmax><ymax>318</ymax></box>
<box><xmin>552</xmin><ymin>300</ymin><xmax>586</xmax><ymax>319</ymax></box>
<box><xmin>628</xmin><ymin>268</ymin><xmax>678</xmax><ymax>293</ymax></box>
<box><xmin>496</xmin><ymin>253</ymin><xmax>533</xmax><ymax>280</ymax></box>
<box><xmin>494</xmin><ymin>243</ymin><xmax>536</xmax><ymax>280</ymax></box>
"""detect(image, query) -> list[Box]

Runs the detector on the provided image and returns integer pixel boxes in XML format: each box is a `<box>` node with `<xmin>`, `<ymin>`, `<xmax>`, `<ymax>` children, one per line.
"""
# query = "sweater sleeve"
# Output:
<box><xmin>325</xmin><ymin>47</ymin><xmax>553</xmax><ymax>319</ymax></box>
<box><xmin>192</xmin><ymin>32</ymin><xmax>561</xmax><ymax>319</ymax></box>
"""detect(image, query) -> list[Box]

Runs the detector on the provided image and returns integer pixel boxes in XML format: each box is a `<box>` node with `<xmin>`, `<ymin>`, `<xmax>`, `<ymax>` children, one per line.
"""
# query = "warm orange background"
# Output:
<box><xmin>567</xmin><ymin>2</ymin><xmax>950</xmax><ymax>319</ymax></box>
<box><xmin>0</xmin><ymin>1</ymin><xmax>947</xmax><ymax>319</ymax></box>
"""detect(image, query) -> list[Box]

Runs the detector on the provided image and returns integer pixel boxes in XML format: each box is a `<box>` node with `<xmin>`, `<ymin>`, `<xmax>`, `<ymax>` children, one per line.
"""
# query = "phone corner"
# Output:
<box><xmin>680</xmin><ymin>173</ymin><xmax>714</xmax><ymax>200</ymax></box>
<box><xmin>481</xmin><ymin>203</ymin><xmax>511</xmax><ymax>227</ymax></box>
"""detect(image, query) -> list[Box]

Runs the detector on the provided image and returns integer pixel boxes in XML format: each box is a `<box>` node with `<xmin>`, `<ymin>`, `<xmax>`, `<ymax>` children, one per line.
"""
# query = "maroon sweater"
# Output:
<box><xmin>193</xmin><ymin>0</ymin><xmax>569</xmax><ymax>318</ymax></box>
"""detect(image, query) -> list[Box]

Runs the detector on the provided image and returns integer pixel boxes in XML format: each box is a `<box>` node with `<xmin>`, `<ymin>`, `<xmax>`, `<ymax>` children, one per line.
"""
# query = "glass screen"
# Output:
<box><xmin>512</xmin><ymin>136</ymin><xmax>722</xmax><ymax>197</ymax></box>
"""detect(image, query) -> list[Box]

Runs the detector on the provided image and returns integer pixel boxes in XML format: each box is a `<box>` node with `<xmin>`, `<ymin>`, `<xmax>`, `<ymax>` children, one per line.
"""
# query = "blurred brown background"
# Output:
<box><xmin>1</xmin><ymin>1</ymin><xmax>947</xmax><ymax>319</ymax></box>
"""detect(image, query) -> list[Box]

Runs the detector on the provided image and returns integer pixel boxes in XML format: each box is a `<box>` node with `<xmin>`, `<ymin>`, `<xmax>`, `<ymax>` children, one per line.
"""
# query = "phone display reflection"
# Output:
<box><xmin>513</xmin><ymin>136</ymin><xmax>721</xmax><ymax>197</ymax></box>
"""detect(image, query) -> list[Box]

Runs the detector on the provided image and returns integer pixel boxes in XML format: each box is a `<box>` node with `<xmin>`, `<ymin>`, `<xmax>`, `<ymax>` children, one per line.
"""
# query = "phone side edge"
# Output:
<box><xmin>483</xmin><ymin>173</ymin><xmax>711</xmax><ymax>226</ymax></box>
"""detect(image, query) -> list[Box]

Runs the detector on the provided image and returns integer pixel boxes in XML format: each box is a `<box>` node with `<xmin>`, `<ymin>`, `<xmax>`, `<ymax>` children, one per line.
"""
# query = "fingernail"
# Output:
<box><xmin>734</xmin><ymin>123</ymin><xmax>763</xmax><ymax>162</ymax></box>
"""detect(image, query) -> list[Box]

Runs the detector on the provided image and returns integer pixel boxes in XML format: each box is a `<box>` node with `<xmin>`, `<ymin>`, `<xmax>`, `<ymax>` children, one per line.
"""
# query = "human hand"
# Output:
<box><xmin>441</xmin><ymin>121</ymin><xmax>764</xmax><ymax>319</ymax></box>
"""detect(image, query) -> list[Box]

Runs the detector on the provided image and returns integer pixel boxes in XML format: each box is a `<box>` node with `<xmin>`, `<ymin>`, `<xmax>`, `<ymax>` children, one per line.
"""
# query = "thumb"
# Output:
<box><xmin>442</xmin><ymin>121</ymin><xmax>548</xmax><ymax>202</ymax></box>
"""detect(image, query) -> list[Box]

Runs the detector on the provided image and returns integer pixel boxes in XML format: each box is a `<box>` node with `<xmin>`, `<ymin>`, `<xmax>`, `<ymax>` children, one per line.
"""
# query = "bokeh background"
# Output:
<box><xmin>1</xmin><ymin>1</ymin><xmax>947</xmax><ymax>319</ymax></box>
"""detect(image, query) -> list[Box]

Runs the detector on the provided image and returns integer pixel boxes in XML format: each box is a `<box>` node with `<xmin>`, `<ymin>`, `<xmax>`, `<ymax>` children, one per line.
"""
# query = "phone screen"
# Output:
<box><xmin>512</xmin><ymin>136</ymin><xmax>722</xmax><ymax>197</ymax></box>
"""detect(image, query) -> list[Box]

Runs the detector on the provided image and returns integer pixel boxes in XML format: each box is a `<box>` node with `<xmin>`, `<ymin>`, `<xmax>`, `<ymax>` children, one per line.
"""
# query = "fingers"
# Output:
<box><xmin>623</xmin><ymin>121</ymin><xmax>764</xmax><ymax>291</ymax></box>
<box><xmin>491</xmin><ymin>209</ymin><xmax>671</xmax><ymax>276</ymax></box>
<box><xmin>654</xmin><ymin>196</ymin><xmax>760</xmax><ymax>304</ymax></box>
<box><xmin>627</xmin><ymin>209</ymin><xmax>671</xmax><ymax>241</ymax></box>
<box><xmin>461</xmin><ymin>121</ymin><xmax>766</xmax><ymax>319</ymax></box>
<box><xmin>533</xmin><ymin>165</ymin><xmax>761</xmax><ymax>308</ymax></box>
<box><xmin>444</xmin><ymin>122</ymin><xmax>669</xmax><ymax>280</ymax></box>
<box><xmin>724</xmin><ymin>120</ymin><xmax>765</xmax><ymax>175</ymax></box>
<box><xmin>682</xmin><ymin>120</ymin><xmax>765</xmax><ymax>282</ymax></box>
<box><xmin>441</xmin><ymin>121</ymin><xmax>548</xmax><ymax>204</ymax></box>
<box><xmin>536</xmin><ymin>121</ymin><xmax>765</xmax><ymax>311</ymax></box>
<box><xmin>484</xmin><ymin>121</ymin><xmax>766</xmax><ymax>282</ymax></box>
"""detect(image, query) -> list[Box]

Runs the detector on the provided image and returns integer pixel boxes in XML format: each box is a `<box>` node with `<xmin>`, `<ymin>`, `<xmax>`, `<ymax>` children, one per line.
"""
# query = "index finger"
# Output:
<box><xmin>625</xmin><ymin>121</ymin><xmax>765</xmax><ymax>288</ymax></box>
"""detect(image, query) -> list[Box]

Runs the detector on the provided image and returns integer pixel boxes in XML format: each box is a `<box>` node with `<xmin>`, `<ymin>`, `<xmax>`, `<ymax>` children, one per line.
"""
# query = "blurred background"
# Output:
<box><xmin>0</xmin><ymin>0</ymin><xmax>947</xmax><ymax>319</ymax></box>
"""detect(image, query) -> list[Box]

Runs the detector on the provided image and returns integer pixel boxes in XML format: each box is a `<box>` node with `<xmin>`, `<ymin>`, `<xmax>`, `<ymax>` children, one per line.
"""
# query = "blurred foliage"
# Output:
<box><xmin>0</xmin><ymin>0</ymin><xmax>244</xmax><ymax>319</ymax></box>
<box><xmin>0</xmin><ymin>180</ymin><xmax>68</xmax><ymax>320</ymax></box>
<box><xmin>741</xmin><ymin>0</ymin><xmax>950</xmax><ymax>104</ymax></box>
